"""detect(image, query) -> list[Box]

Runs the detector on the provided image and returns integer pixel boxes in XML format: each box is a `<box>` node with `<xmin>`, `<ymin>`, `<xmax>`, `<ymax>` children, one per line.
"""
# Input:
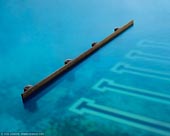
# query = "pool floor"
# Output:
<box><xmin>0</xmin><ymin>0</ymin><xmax>170</xmax><ymax>136</ymax></box>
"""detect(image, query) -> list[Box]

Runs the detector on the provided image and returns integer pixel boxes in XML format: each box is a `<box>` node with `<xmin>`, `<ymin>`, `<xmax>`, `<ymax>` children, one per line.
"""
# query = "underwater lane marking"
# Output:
<box><xmin>70</xmin><ymin>98</ymin><xmax>170</xmax><ymax>136</ymax></box>
<box><xmin>137</xmin><ymin>40</ymin><xmax>170</xmax><ymax>51</ymax></box>
<box><xmin>111</xmin><ymin>62</ymin><xmax>170</xmax><ymax>81</ymax></box>
<box><xmin>126</xmin><ymin>50</ymin><xmax>170</xmax><ymax>62</ymax></box>
<box><xmin>137</xmin><ymin>40</ymin><xmax>170</xmax><ymax>49</ymax></box>
<box><xmin>92</xmin><ymin>78</ymin><xmax>170</xmax><ymax>105</ymax></box>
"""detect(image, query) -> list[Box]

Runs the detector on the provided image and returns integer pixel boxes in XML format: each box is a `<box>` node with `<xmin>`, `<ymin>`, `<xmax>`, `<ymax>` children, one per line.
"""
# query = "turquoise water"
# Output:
<box><xmin>0</xmin><ymin>0</ymin><xmax>170</xmax><ymax>135</ymax></box>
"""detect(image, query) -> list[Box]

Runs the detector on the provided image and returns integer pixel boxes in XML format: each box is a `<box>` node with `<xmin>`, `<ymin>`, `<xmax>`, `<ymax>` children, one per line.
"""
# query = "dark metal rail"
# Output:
<box><xmin>21</xmin><ymin>20</ymin><xmax>134</xmax><ymax>102</ymax></box>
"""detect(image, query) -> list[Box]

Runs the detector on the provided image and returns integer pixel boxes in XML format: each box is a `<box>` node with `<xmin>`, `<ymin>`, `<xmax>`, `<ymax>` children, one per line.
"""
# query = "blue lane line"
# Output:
<box><xmin>79</xmin><ymin>103</ymin><xmax>170</xmax><ymax>132</ymax></box>
<box><xmin>93</xmin><ymin>79</ymin><xmax>170</xmax><ymax>105</ymax></box>
<box><xmin>137</xmin><ymin>40</ymin><xmax>170</xmax><ymax>48</ymax></box>
<box><xmin>70</xmin><ymin>98</ymin><xmax>170</xmax><ymax>135</ymax></box>
<box><xmin>111</xmin><ymin>62</ymin><xmax>170</xmax><ymax>81</ymax></box>
<box><xmin>126</xmin><ymin>50</ymin><xmax>170</xmax><ymax>62</ymax></box>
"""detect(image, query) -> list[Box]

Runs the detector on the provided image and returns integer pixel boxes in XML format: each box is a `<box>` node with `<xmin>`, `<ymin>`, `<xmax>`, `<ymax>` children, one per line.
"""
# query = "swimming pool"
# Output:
<box><xmin>0</xmin><ymin>0</ymin><xmax>170</xmax><ymax>135</ymax></box>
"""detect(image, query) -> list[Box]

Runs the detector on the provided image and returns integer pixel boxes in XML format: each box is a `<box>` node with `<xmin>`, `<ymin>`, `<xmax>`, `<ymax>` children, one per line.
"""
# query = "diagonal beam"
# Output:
<box><xmin>21</xmin><ymin>20</ymin><xmax>134</xmax><ymax>102</ymax></box>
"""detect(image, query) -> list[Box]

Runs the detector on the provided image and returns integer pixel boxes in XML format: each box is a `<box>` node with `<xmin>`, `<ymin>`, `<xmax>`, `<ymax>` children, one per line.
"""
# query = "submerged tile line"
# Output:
<box><xmin>111</xmin><ymin>62</ymin><xmax>170</xmax><ymax>81</ymax></box>
<box><xmin>137</xmin><ymin>40</ymin><xmax>170</xmax><ymax>49</ymax></box>
<box><xmin>70</xmin><ymin>98</ymin><xmax>170</xmax><ymax>136</ymax></box>
<box><xmin>92</xmin><ymin>78</ymin><xmax>170</xmax><ymax>105</ymax></box>
<box><xmin>126</xmin><ymin>50</ymin><xmax>170</xmax><ymax>63</ymax></box>
<box><xmin>139</xmin><ymin>44</ymin><xmax>170</xmax><ymax>51</ymax></box>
